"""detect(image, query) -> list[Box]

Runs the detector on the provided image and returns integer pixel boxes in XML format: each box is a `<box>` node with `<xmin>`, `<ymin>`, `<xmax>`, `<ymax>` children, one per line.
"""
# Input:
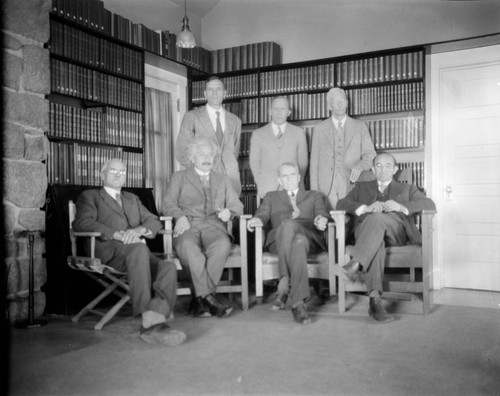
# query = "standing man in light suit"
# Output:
<box><xmin>309</xmin><ymin>87</ymin><xmax>376</xmax><ymax>209</ymax></box>
<box><xmin>250</xmin><ymin>96</ymin><xmax>309</xmax><ymax>199</ymax></box>
<box><xmin>175</xmin><ymin>76</ymin><xmax>242</xmax><ymax>195</ymax></box>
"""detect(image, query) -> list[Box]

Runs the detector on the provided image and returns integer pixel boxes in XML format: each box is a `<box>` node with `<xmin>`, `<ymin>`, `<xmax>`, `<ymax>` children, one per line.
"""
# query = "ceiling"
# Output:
<box><xmin>105</xmin><ymin>0</ymin><xmax>223</xmax><ymax>20</ymax></box>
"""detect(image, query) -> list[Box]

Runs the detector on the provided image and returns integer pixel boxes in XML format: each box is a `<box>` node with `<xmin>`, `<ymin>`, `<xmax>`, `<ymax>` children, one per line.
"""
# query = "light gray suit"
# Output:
<box><xmin>175</xmin><ymin>106</ymin><xmax>242</xmax><ymax>195</ymax></box>
<box><xmin>162</xmin><ymin>169</ymin><xmax>243</xmax><ymax>297</ymax></box>
<box><xmin>309</xmin><ymin>115</ymin><xmax>376</xmax><ymax>209</ymax></box>
<box><xmin>249</xmin><ymin>123</ymin><xmax>308</xmax><ymax>198</ymax></box>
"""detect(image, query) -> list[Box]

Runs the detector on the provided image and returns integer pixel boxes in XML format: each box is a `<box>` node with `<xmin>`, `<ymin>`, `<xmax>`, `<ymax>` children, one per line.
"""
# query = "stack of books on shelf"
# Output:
<box><xmin>336</xmin><ymin>51</ymin><xmax>424</xmax><ymax>86</ymax></box>
<box><xmin>49</xmin><ymin>102</ymin><xmax>143</xmax><ymax>148</ymax></box>
<box><xmin>210</xmin><ymin>42</ymin><xmax>282</xmax><ymax>73</ymax></box>
<box><xmin>47</xmin><ymin>142</ymin><xmax>143</xmax><ymax>187</ymax></box>
<box><xmin>366</xmin><ymin>116</ymin><xmax>424</xmax><ymax>150</ymax></box>
<box><xmin>51</xmin><ymin>0</ymin><xmax>212</xmax><ymax>73</ymax></box>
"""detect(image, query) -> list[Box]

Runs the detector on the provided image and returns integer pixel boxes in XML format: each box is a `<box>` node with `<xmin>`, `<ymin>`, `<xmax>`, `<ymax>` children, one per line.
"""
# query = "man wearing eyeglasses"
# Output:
<box><xmin>73</xmin><ymin>158</ymin><xmax>186</xmax><ymax>346</ymax></box>
<box><xmin>335</xmin><ymin>153</ymin><xmax>436</xmax><ymax>323</ymax></box>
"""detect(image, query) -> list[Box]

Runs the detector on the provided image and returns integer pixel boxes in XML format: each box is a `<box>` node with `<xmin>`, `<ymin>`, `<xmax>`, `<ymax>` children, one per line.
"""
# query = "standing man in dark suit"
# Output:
<box><xmin>162</xmin><ymin>138</ymin><xmax>243</xmax><ymax>318</ymax></box>
<box><xmin>310</xmin><ymin>87</ymin><xmax>377</xmax><ymax>209</ymax></box>
<box><xmin>175</xmin><ymin>76</ymin><xmax>242</xmax><ymax>195</ymax></box>
<box><xmin>249</xmin><ymin>96</ymin><xmax>308</xmax><ymax>199</ymax></box>
<box><xmin>336</xmin><ymin>153</ymin><xmax>436</xmax><ymax>323</ymax></box>
<box><xmin>73</xmin><ymin>159</ymin><xmax>186</xmax><ymax>346</ymax></box>
<box><xmin>247</xmin><ymin>162</ymin><xmax>329</xmax><ymax>325</ymax></box>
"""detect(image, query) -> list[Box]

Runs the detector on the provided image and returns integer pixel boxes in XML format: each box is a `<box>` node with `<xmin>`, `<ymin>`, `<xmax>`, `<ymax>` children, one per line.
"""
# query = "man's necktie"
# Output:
<box><xmin>276</xmin><ymin>126</ymin><xmax>283</xmax><ymax>140</ymax></box>
<box><xmin>200</xmin><ymin>174</ymin><xmax>209</xmax><ymax>188</ymax></box>
<box><xmin>289</xmin><ymin>192</ymin><xmax>300</xmax><ymax>219</ymax></box>
<box><xmin>215</xmin><ymin>111</ymin><xmax>223</xmax><ymax>144</ymax></box>
<box><xmin>115</xmin><ymin>193</ymin><xmax>122</xmax><ymax>207</ymax></box>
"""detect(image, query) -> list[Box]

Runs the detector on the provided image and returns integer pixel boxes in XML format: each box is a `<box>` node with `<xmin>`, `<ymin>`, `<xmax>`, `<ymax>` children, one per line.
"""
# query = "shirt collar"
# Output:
<box><xmin>272</xmin><ymin>122</ymin><xmax>286</xmax><ymax>133</ymax></box>
<box><xmin>194</xmin><ymin>168</ymin><xmax>210</xmax><ymax>177</ymax></box>
<box><xmin>104</xmin><ymin>186</ymin><xmax>121</xmax><ymax>197</ymax></box>
<box><xmin>206</xmin><ymin>104</ymin><xmax>224</xmax><ymax>117</ymax></box>
<box><xmin>332</xmin><ymin>116</ymin><xmax>347</xmax><ymax>128</ymax></box>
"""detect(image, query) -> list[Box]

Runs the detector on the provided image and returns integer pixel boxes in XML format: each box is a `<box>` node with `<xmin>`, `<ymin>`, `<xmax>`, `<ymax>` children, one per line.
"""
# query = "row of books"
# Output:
<box><xmin>210</xmin><ymin>42</ymin><xmax>282</xmax><ymax>74</ymax></box>
<box><xmin>51</xmin><ymin>59</ymin><xmax>143</xmax><ymax>111</ymax></box>
<box><xmin>346</xmin><ymin>82</ymin><xmax>424</xmax><ymax>115</ymax></box>
<box><xmin>51</xmin><ymin>0</ymin><xmax>110</xmax><ymax>34</ymax></box>
<box><xmin>192</xmin><ymin>63</ymin><xmax>424</xmax><ymax>104</ymax></box>
<box><xmin>50</xmin><ymin>20</ymin><xmax>143</xmax><ymax>80</ymax></box>
<box><xmin>397</xmin><ymin>161</ymin><xmax>425</xmax><ymax>189</ymax></box>
<box><xmin>240</xmin><ymin>168</ymin><xmax>257</xmax><ymax>192</ymax></box>
<box><xmin>240</xmin><ymin>193</ymin><xmax>258</xmax><ymax>216</ymax></box>
<box><xmin>49</xmin><ymin>102</ymin><xmax>143</xmax><ymax>148</ymax></box>
<box><xmin>192</xmin><ymin>75</ymin><xmax>259</xmax><ymax>103</ymax></box>
<box><xmin>336</xmin><ymin>51</ymin><xmax>424</xmax><ymax>87</ymax></box>
<box><xmin>47</xmin><ymin>141</ymin><xmax>144</xmax><ymax>187</ymax></box>
<box><xmin>366</xmin><ymin>117</ymin><xmax>425</xmax><ymax>150</ymax></box>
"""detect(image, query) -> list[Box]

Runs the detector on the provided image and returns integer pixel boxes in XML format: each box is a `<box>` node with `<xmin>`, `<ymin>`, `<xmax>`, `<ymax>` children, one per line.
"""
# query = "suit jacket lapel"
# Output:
<box><xmin>344</xmin><ymin>116</ymin><xmax>355</xmax><ymax>151</ymax></box>
<box><xmin>99</xmin><ymin>188</ymin><xmax>124</xmax><ymax>217</ymax></box>
<box><xmin>326</xmin><ymin>121</ymin><xmax>335</xmax><ymax>148</ymax></box>
<box><xmin>187</xmin><ymin>168</ymin><xmax>205</xmax><ymax>195</ymax></box>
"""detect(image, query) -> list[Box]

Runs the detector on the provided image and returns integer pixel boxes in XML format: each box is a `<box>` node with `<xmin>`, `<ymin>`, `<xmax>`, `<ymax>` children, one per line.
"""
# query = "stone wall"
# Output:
<box><xmin>2</xmin><ymin>0</ymin><xmax>51</xmax><ymax>322</ymax></box>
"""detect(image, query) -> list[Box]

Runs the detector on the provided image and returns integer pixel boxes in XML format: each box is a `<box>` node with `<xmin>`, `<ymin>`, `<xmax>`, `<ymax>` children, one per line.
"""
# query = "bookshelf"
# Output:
<box><xmin>191</xmin><ymin>47</ymin><xmax>426</xmax><ymax>213</ymax></box>
<box><xmin>48</xmin><ymin>13</ymin><xmax>145</xmax><ymax>188</ymax></box>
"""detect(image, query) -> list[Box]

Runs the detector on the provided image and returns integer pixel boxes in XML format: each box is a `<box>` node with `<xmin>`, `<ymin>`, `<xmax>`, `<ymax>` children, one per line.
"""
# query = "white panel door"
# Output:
<box><xmin>435</xmin><ymin>46</ymin><xmax>500</xmax><ymax>291</ymax></box>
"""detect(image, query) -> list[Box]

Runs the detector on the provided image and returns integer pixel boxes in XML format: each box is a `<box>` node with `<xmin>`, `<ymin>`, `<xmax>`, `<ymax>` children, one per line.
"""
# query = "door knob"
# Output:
<box><xmin>446</xmin><ymin>185</ymin><xmax>452</xmax><ymax>200</ymax></box>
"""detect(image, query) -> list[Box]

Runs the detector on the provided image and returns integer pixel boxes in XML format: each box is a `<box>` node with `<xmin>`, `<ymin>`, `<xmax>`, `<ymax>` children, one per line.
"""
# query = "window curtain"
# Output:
<box><xmin>145</xmin><ymin>87</ymin><xmax>174</xmax><ymax>212</ymax></box>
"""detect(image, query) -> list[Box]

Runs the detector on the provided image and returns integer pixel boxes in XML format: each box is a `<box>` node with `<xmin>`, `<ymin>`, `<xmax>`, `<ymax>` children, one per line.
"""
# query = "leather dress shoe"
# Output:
<box><xmin>271</xmin><ymin>292</ymin><xmax>288</xmax><ymax>311</ymax></box>
<box><xmin>140</xmin><ymin>322</ymin><xmax>187</xmax><ymax>346</ymax></box>
<box><xmin>292</xmin><ymin>302</ymin><xmax>312</xmax><ymax>325</ymax></box>
<box><xmin>369</xmin><ymin>296</ymin><xmax>395</xmax><ymax>323</ymax></box>
<box><xmin>341</xmin><ymin>260</ymin><xmax>361</xmax><ymax>282</ymax></box>
<box><xmin>189</xmin><ymin>297</ymin><xmax>212</xmax><ymax>318</ymax></box>
<box><xmin>203</xmin><ymin>294</ymin><xmax>233</xmax><ymax>318</ymax></box>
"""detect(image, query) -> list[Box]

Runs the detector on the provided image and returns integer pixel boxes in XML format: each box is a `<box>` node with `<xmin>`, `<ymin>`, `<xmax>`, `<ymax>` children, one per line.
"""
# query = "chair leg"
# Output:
<box><xmin>72</xmin><ymin>282</ymin><xmax>120</xmax><ymax>323</ymax></box>
<box><xmin>94</xmin><ymin>295</ymin><xmax>131</xmax><ymax>330</ymax></box>
<box><xmin>338</xmin><ymin>277</ymin><xmax>346</xmax><ymax>313</ymax></box>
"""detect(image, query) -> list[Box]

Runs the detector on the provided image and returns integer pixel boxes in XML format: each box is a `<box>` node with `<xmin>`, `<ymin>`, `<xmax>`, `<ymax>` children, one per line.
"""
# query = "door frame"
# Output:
<box><xmin>428</xmin><ymin>41</ymin><xmax>500</xmax><ymax>290</ymax></box>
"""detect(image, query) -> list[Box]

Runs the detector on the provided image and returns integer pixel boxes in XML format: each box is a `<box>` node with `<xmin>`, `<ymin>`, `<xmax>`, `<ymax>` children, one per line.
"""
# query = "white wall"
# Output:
<box><xmin>202</xmin><ymin>0</ymin><xmax>500</xmax><ymax>63</ymax></box>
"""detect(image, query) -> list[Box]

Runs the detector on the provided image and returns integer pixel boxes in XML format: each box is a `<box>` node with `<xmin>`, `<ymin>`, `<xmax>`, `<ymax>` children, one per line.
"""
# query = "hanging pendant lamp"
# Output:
<box><xmin>177</xmin><ymin>0</ymin><xmax>196</xmax><ymax>48</ymax></box>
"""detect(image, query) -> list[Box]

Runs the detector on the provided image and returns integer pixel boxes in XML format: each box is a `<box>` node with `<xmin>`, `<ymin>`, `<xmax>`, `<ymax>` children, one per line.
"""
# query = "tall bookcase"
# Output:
<box><xmin>191</xmin><ymin>47</ymin><xmax>426</xmax><ymax>214</ymax></box>
<box><xmin>45</xmin><ymin>11</ymin><xmax>152</xmax><ymax>314</ymax></box>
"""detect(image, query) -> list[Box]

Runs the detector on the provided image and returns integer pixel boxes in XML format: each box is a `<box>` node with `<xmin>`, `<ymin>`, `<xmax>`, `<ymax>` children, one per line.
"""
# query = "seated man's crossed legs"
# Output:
<box><xmin>174</xmin><ymin>222</ymin><xmax>233</xmax><ymax>318</ymax></box>
<box><xmin>108</xmin><ymin>242</ymin><xmax>186</xmax><ymax>346</ymax></box>
<box><xmin>269</xmin><ymin>219</ymin><xmax>325</xmax><ymax>325</ymax></box>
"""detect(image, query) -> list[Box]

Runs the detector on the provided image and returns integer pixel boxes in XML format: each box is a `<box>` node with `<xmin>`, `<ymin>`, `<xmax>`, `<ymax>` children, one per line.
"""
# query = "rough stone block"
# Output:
<box><xmin>3</xmin><ymin>51</ymin><xmax>22</xmax><ymax>90</ymax></box>
<box><xmin>5</xmin><ymin>237</ymin><xmax>17</xmax><ymax>258</ymax></box>
<box><xmin>3</xmin><ymin>90</ymin><xmax>49</xmax><ymax>131</ymax></box>
<box><xmin>23</xmin><ymin>45</ymin><xmax>50</xmax><ymax>94</ymax></box>
<box><xmin>4</xmin><ymin>159</ymin><xmax>47</xmax><ymax>208</ymax></box>
<box><xmin>3</xmin><ymin>34</ymin><xmax>23</xmax><ymax>50</ymax></box>
<box><xmin>6</xmin><ymin>257</ymin><xmax>46</xmax><ymax>298</ymax></box>
<box><xmin>18</xmin><ymin>209</ymin><xmax>46</xmax><ymax>231</ymax></box>
<box><xmin>25</xmin><ymin>133</ymin><xmax>47</xmax><ymax>161</ymax></box>
<box><xmin>3</xmin><ymin>0</ymin><xmax>51</xmax><ymax>43</ymax></box>
<box><xmin>4</xmin><ymin>122</ymin><xmax>25</xmax><ymax>159</ymax></box>
<box><xmin>4</xmin><ymin>202</ymin><xmax>18</xmax><ymax>235</ymax></box>
<box><xmin>7</xmin><ymin>292</ymin><xmax>46</xmax><ymax>323</ymax></box>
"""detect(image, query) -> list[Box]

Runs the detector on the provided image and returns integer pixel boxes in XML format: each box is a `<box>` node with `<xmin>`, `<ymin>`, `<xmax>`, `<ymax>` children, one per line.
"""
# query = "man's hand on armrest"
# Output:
<box><xmin>173</xmin><ymin>216</ymin><xmax>191</xmax><ymax>237</ymax></box>
<box><xmin>247</xmin><ymin>217</ymin><xmax>263</xmax><ymax>232</ymax></box>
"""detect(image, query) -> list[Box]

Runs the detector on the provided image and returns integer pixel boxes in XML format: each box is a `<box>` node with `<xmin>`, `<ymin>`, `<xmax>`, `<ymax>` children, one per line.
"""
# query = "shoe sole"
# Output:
<box><xmin>270</xmin><ymin>303</ymin><xmax>286</xmax><ymax>311</ymax></box>
<box><xmin>218</xmin><ymin>306</ymin><xmax>233</xmax><ymax>318</ymax></box>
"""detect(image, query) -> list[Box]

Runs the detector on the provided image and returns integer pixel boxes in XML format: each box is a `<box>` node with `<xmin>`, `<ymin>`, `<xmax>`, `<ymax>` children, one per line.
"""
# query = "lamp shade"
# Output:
<box><xmin>177</xmin><ymin>16</ymin><xmax>196</xmax><ymax>48</ymax></box>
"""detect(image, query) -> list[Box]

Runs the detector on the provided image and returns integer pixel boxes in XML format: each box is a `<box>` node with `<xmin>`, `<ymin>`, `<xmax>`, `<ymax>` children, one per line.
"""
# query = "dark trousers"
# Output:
<box><xmin>174</xmin><ymin>222</ymin><xmax>231</xmax><ymax>297</ymax></box>
<box><xmin>106</xmin><ymin>242</ymin><xmax>177</xmax><ymax>318</ymax></box>
<box><xmin>269</xmin><ymin>219</ymin><xmax>324</xmax><ymax>308</ymax></box>
<box><xmin>349</xmin><ymin>213</ymin><xmax>408</xmax><ymax>294</ymax></box>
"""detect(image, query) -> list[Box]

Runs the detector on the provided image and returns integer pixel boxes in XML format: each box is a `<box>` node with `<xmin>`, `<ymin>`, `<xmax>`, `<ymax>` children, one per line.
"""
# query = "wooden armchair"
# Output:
<box><xmin>160</xmin><ymin>215</ymin><xmax>251</xmax><ymax>311</ymax></box>
<box><xmin>66</xmin><ymin>200</ymin><xmax>130</xmax><ymax>330</ymax></box>
<box><xmin>254</xmin><ymin>221</ymin><xmax>339</xmax><ymax>301</ymax></box>
<box><xmin>330</xmin><ymin>209</ymin><xmax>436</xmax><ymax>314</ymax></box>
